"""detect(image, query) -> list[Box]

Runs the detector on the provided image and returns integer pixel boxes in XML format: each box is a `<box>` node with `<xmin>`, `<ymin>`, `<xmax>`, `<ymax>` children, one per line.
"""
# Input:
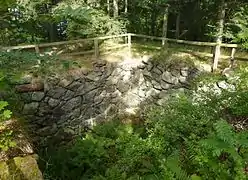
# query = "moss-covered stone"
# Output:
<box><xmin>0</xmin><ymin>161</ymin><xmax>10</xmax><ymax>180</ymax></box>
<box><xmin>0</xmin><ymin>155</ymin><xmax>43</xmax><ymax>180</ymax></box>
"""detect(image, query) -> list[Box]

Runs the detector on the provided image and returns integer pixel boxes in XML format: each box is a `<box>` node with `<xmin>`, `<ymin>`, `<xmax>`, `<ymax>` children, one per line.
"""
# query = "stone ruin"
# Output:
<box><xmin>19</xmin><ymin>57</ymin><xmax>198</xmax><ymax>146</ymax></box>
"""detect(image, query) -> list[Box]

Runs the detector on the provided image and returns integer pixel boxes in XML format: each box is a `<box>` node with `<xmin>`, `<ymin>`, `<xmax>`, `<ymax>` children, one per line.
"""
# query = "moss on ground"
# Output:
<box><xmin>0</xmin><ymin>155</ymin><xmax>43</xmax><ymax>180</ymax></box>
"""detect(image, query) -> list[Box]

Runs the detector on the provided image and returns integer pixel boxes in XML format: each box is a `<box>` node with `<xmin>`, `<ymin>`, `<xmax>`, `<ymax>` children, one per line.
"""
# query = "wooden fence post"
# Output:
<box><xmin>128</xmin><ymin>34</ymin><xmax>131</xmax><ymax>56</ymax></box>
<box><xmin>35</xmin><ymin>45</ymin><xmax>40</xmax><ymax>54</ymax></box>
<box><xmin>212</xmin><ymin>44</ymin><xmax>221</xmax><ymax>71</ymax></box>
<box><xmin>230</xmin><ymin>47</ymin><xmax>236</xmax><ymax>66</ymax></box>
<box><xmin>162</xmin><ymin>38</ymin><xmax>168</xmax><ymax>46</ymax></box>
<box><xmin>94</xmin><ymin>39</ymin><xmax>99</xmax><ymax>59</ymax></box>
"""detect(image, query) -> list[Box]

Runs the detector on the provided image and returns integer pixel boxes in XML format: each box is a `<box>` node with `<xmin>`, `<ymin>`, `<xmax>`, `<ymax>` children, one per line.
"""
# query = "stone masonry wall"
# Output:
<box><xmin>20</xmin><ymin>58</ymin><xmax>198</xmax><ymax>145</ymax></box>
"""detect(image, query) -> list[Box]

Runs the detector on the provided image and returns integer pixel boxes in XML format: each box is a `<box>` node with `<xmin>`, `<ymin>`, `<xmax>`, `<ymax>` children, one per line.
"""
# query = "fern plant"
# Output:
<box><xmin>189</xmin><ymin>120</ymin><xmax>248</xmax><ymax>180</ymax></box>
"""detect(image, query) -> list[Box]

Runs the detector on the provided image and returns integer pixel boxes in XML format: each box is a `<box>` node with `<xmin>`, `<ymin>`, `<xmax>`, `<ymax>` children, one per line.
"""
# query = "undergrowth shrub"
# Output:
<box><xmin>0</xmin><ymin>101</ymin><xmax>15</xmax><ymax>151</ymax></box>
<box><xmin>0</xmin><ymin>73</ymin><xmax>15</xmax><ymax>152</ymax></box>
<box><xmin>39</xmin><ymin>89</ymin><xmax>248</xmax><ymax>180</ymax></box>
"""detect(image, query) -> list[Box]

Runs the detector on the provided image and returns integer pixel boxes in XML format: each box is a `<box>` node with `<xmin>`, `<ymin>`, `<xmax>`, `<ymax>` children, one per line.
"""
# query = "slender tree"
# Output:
<box><xmin>212</xmin><ymin>0</ymin><xmax>227</xmax><ymax>71</ymax></box>
<box><xmin>125</xmin><ymin>0</ymin><xmax>127</xmax><ymax>13</ymax></box>
<box><xmin>162</xmin><ymin>4</ymin><xmax>169</xmax><ymax>45</ymax></box>
<box><xmin>113</xmin><ymin>0</ymin><xmax>118</xmax><ymax>17</ymax></box>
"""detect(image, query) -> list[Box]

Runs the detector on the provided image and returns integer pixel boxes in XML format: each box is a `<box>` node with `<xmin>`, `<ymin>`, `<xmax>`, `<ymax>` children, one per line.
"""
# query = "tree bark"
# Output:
<box><xmin>125</xmin><ymin>0</ymin><xmax>128</xmax><ymax>14</ymax></box>
<box><xmin>113</xmin><ymin>0</ymin><xmax>118</xmax><ymax>18</ymax></box>
<box><xmin>175</xmin><ymin>12</ymin><xmax>180</xmax><ymax>39</ymax></box>
<box><xmin>212</xmin><ymin>0</ymin><xmax>227</xmax><ymax>71</ymax></box>
<box><xmin>162</xmin><ymin>5</ymin><xmax>169</xmax><ymax>45</ymax></box>
<box><xmin>107</xmin><ymin>0</ymin><xmax>110</xmax><ymax>15</ymax></box>
<box><xmin>151</xmin><ymin>11</ymin><xmax>157</xmax><ymax>36</ymax></box>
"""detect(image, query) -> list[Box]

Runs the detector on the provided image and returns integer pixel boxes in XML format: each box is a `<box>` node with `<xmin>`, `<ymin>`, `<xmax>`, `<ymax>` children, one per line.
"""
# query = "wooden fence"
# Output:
<box><xmin>0</xmin><ymin>33</ymin><xmax>242</xmax><ymax>69</ymax></box>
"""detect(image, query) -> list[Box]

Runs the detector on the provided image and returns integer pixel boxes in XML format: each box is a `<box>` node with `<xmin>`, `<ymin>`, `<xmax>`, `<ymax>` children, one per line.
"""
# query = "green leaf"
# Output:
<box><xmin>191</xmin><ymin>175</ymin><xmax>202</xmax><ymax>180</ymax></box>
<box><xmin>0</xmin><ymin>101</ymin><xmax>8</xmax><ymax>111</ymax></box>
<box><xmin>3</xmin><ymin>110</ymin><xmax>12</xmax><ymax>119</ymax></box>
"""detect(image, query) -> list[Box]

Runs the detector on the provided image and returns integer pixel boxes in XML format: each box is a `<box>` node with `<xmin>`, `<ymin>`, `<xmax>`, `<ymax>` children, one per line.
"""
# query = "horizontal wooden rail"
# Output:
<box><xmin>1</xmin><ymin>33</ymin><xmax>130</xmax><ymax>51</ymax></box>
<box><xmin>1</xmin><ymin>33</ymin><xmax>242</xmax><ymax>69</ymax></box>
<box><xmin>1</xmin><ymin>33</ymin><xmax>239</xmax><ymax>52</ymax></box>
<box><xmin>131</xmin><ymin>33</ymin><xmax>238</xmax><ymax>48</ymax></box>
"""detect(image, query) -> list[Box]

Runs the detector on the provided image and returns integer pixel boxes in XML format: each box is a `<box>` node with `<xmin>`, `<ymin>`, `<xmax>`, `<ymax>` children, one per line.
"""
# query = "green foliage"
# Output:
<box><xmin>0</xmin><ymin>51</ymin><xmax>71</xmax><ymax>81</ymax></box>
<box><xmin>0</xmin><ymin>101</ymin><xmax>12</xmax><ymax>121</ymax></box>
<box><xmin>40</xmin><ymin>86</ymin><xmax>248</xmax><ymax>180</ymax></box>
<box><xmin>228</xmin><ymin>5</ymin><xmax>248</xmax><ymax>49</ymax></box>
<box><xmin>0</xmin><ymin>100</ymin><xmax>16</xmax><ymax>152</ymax></box>
<box><xmin>189</xmin><ymin>120</ymin><xmax>248</xmax><ymax>180</ymax></box>
<box><xmin>54</xmin><ymin>1</ymin><xmax>126</xmax><ymax>39</ymax></box>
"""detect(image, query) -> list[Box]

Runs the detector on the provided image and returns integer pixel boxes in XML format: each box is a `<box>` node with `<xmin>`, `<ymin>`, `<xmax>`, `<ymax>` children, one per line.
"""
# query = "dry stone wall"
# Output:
<box><xmin>20</xmin><ymin>59</ymin><xmax>198</xmax><ymax>145</ymax></box>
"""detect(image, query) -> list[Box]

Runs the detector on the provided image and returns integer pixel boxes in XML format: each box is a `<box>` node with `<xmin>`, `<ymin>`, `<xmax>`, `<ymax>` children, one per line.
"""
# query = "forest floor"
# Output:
<box><xmin>59</xmin><ymin>40</ymin><xmax>248</xmax><ymax>73</ymax></box>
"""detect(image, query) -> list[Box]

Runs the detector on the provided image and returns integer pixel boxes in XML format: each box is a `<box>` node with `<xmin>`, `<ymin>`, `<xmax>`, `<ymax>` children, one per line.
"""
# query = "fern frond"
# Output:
<box><xmin>214</xmin><ymin>120</ymin><xmax>236</xmax><ymax>146</ymax></box>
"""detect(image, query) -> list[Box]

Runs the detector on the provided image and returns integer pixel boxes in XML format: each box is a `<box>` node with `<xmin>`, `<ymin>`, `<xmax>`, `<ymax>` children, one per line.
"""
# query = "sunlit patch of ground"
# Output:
<box><xmin>54</xmin><ymin>40</ymin><xmax>248</xmax><ymax>74</ymax></box>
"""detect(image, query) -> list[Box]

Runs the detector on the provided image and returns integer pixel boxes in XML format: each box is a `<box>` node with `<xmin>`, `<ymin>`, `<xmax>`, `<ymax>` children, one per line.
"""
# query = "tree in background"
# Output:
<box><xmin>1</xmin><ymin>0</ymin><xmax>248</xmax><ymax>48</ymax></box>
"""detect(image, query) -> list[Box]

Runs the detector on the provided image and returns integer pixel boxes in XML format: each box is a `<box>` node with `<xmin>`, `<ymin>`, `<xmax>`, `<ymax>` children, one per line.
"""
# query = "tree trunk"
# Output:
<box><xmin>113</xmin><ymin>0</ymin><xmax>118</xmax><ymax>18</ymax></box>
<box><xmin>48</xmin><ymin>23</ymin><xmax>57</xmax><ymax>42</ymax></box>
<box><xmin>162</xmin><ymin>5</ymin><xmax>169</xmax><ymax>45</ymax></box>
<box><xmin>107</xmin><ymin>0</ymin><xmax>110</xmax><ymax>15</ymax></box>
<box><xmin>175</xmin><ymin>12</ymin><xmax>180</xmax><ymax>39</ymax></box>
<box><xmin>125</xmin><ymin>0</ymin><xmax>128</xmax><ymax>14</ymax></box>
<box><xmin>151</xmin><ymin>11</ymin><xmax>157</xmax><ymax>36</ymax></box>
<box><xmin>212</xmin><ymin>0</ymin><xmax>227</xmax><ymax>71</ymax></box>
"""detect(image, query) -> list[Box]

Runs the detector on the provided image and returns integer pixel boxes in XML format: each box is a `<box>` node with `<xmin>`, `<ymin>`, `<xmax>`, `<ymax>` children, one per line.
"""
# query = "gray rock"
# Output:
<box><xmin>106</xmin><ymin>85</ymin><xmax>116</xmax><ymax>93</ymax></box>
<box><xmin>142</xmin><ymin>69</ymin><xmax>152</xmax><ymax>78</ymax></box>
<box><xmin>63</xmin><ymin>128</ymin><xmax>76</xmax><ymax>135</ymax></box>
<box><xmin>180</xmin><ymin>68</ymin><xmax>189</xmax><ymax>77</ymax></box>
<box><xmin>111</xmin><ymin>90</ymin><xmax>121</xmax><ymax>98</ymax></box>
<box><xmin>86</xmin><ymin>72</ymin><xmax>101</xmax><ymax>81</ymax></box>
<box><xmin>23</xmin><ymin>102</ymin><xmax>39</xmax><ymax>115</ymax></box>
<box><xmin>58</xmin><ymin>78</ymin><xmax>73</xmax><ymax>87</ymax></box>
<box><xmin>47</xmin><ymin>87</ymin><xmax>67</xmax><ymax>99</ymax></box>
<box><xmin>152</xmin><ymin>80</ymin><xmax>162</xmax><ymax>90</ymax></box>
<box><xmin>146</xmin><ymin>88</ymin><xmax>160</xmax><ymax>98</ymax></box>
<box><xmin>94</xmin><ymin>95</ymin><xmax>104</xmax><ymax>105</ymax></box>
<box><xmin>62</xmin><ymin>90</ymin><xmax>75</xmax><ymax>101</ymax></box>
<box><xmin>48</xmin><ymin>98</ymin><xmax>60</xmax><ymax>108</ymax></box>
<box><xmin>157</xmin><ymin>98</ymin><xmax>167</xmax><ymax>106</ymax></box>
<box><xmin>162</xmin><ymin>71</ymin><xmax>178</xmax><ymax>84</ymax></box>
<box><xmin>147</xmin><ymin>62</ymin><xmax>154</xmax><ymax>71</ymax></box>
<box><xmin>171</xmin><ymin>70</ymin><xmax>181</xmax><ymax>78</ymax></box>
<box><xmin>64</xmin><ymin>108</ymin><xmax>81</xmax><ymax>120</ymax></box>
<box><xmin>117</xmin><ymin>81</ymin><xmax>130</xmax><ymax>93</ymax></box>
<box><xmin>161</xmin><ymin>81</ymin><xmax>171</xmax><ymax>90</ymax></box>
<box><xmin>123</xmin><ymin>93</ymin><xmax>141</xmax><ymax>107</ymax></box>
<box><xmin>32</xmin><ymin>92</ymin><xmax>45</xmax><ymax>101</ymax></box>
<box><xmin>44</xmin><ymin>77</ymin><xmax>60</xmax><ymax>91</ymax></box>
<box><xmin>158</xmin><ymin>91</ymin><xmax>169</xmax><ymax>99</ymax></box>
<box><xmin>102</xmin><ymin>67</ymin><xmax>113</xmax><ymax>79</ymax></box>
<box><xmin>61</xmin><ymin>97</ymin><xmax>81</xmax><ymax>112</ymax></box>
<box><xmin>84</xmin><ymin>89</ymin><xmax>98</xmax><ymax>102</ymax></box>
<box><xmin>67</xmin><ymin>81</ymin><xmax>82</xmax><ymax>91</ymax></box>
<box><xmin>137</xmin><ymin>89</ymin><xmax>146</xmax><ymax>98</ymax></box>
<box><xmin>179</xmin><ymin>76</ymin><xmax>187</xmax><ymax>84</ymax></box>
<box><xmin>152</xmin><ymin>67</ymin><xmax>162</xmax><ymax>75</ymax></box>
<box><xmin>75</xmin><ymin>84</ymin><xmax>85</xmax><ymax>96</ymax></box>
<box><xmin>75</xmin><ymin>83</ymin><xmax>97</xmax><ymax>96</ymax></box>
